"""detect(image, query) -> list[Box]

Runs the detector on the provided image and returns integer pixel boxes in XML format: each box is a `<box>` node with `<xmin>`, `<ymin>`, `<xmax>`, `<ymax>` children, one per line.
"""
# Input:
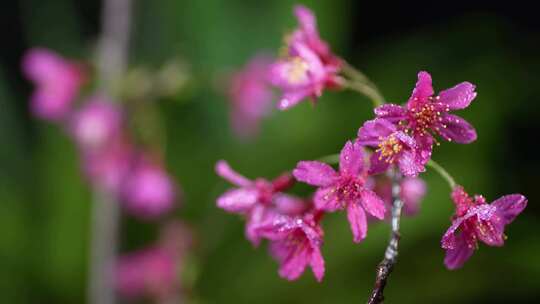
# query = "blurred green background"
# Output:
<box><xmin>1</xmin><ymin>0</ymin><xmax>539</xmax><ymax>303</ymax></box>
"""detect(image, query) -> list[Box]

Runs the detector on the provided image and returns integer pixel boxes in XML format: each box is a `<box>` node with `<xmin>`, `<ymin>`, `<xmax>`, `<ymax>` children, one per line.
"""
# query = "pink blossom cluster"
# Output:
<box><xmin>216</xmin><ymin>4</ymin><xmax>527</xmax><ymax>282</ymax></box>
<box><xmin>22</xmin><ymin>48</ymin><xmax>177</xmax><ymax>219</ymax></box>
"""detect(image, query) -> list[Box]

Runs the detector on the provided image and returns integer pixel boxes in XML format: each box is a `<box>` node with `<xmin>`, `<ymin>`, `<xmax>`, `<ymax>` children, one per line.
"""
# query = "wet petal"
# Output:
<box><xmin>278</xmin><ymin>244</ymin><xmax>309</xmax><ymax>281</ymax></box>
<box><xmin>408</xmin><ymin>71</ymin><xmax>434</xmax><ymax>106</ymax></box>
<box><xmin>277</xmin><ymin>89</ymin><xmax>312</xmax><ymax>110</ymax></box>
<box><xmin>413</xmin><ymin>134</ymin><xmax>433</xmax><ymax>165</ymax></box>
<box><xmin>314</xmin><ymin>187</ymin><xmax>341</xmax><ymax>211</ymax></box>
<box><xmin>359</xmin><ymin>189</ymin><xmax>386</xmax><ymax>219</ymax></box>
<box><xmin>438</xmin><ymin>82</ymin><xmax>476</xmax><ymax>110</ymax></box>
<box><xmin>339</xmin><ymin>140</ymin><xmax>365</xmax><ymax>176</ymax></box>
<box><xmin>216</xmin><ymin>188</ymin><xmax>258</xmax><ymax>213</ymax></box>
<box><xmin>374</xmin><ymin>104</ymin><xmax>407</xmax><ymax>122</ymax></box>
<box><xmin>491</xmin><ymin>194</ymin><xmax>527</xmax><ymax>225</ymax></box>
<box><xmin>309</xmin><ymin>247</ymin><xmax>325</xmax><ymax>282</ymax></box>
<box><xmin>293</xmin><ymin>161</ymin><xmax>337</xmax><ymax>187</ymax></box>
<box><xmin>444</xmin><ymin>231</ymin><xmax>475</xmax><ymax>270</ymax></box>
<box><xmin>367</xmin><ymin>152</ymin><xmax>390</xmax><ymax>175</ymax></box>
<box><xmin>397</xmin><ymin>150</ymin><xmax>425</xmax><ymax>177</ymax></box>
<box><xmin>215</xmin><ymin>160</ymin><xmax>252</xmax><ymax>187</ymax></box>
<box><xmin>474</xmin><ymin>219</ymin><xmax>504</xmax><ymax>247</ymax></box>
<box><xmin>347</xmin><ymin>202</ymin><xmax>368</xmax><ymax>243</ymax></box>
<box><xmin>357</xmin><ymin>118</ymin><xmax>396</xmax><ymax>147</ymax></box>
<box><xmin>438</xmin><ymin>114</ymin><xmax>477</xmax><ymax>143</ymax></box>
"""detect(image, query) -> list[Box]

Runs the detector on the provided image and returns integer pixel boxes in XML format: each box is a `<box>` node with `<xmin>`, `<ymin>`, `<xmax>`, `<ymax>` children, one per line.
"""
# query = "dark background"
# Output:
<box><xmin>1</xmin><ymin>0</ymin><xmax>539</xmax><ymax>303</ymax></box>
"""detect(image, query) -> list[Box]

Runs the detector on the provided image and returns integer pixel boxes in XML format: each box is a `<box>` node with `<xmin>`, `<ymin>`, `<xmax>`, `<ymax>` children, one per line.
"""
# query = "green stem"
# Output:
<box><xmin>318</xmin><ymin>153</ymin><xmax>340</xmax><ymax>164</ymax></box>
<box><xmin>344</xmin><ymin>81</ymin><xmax>385</xmax><ymax>107</ymax></box>
<box><xmin>427</xmin><ymin>160</ymin><xmax>457</xmax><ymax>189</ymax></box>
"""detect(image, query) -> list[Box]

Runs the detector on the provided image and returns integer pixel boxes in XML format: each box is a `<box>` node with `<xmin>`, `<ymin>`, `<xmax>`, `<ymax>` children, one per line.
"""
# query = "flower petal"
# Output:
<box><xmin>374</xmin><ymin>104</ymin><xmax>407</xmax><ymax>123</ymax></box>
<box><xmin>277</xmin><ymin>89</ymin><xmax>312</xmax><ymax>110</ymax></box>
<box><xmin>216</xmin><ymin>188</ymin><xmax>258</xmax><ymax>213</ymax></box>
<box><xmin>359</xmin><ymin>189</ymin><xmax>386</xmax><ymax>219</ymax></box>
<box><xmin>293</xmin><ymin>161</ymin><xmax>337</xmax><ymax>187</ymax></box>
<box><xmin>347</xmin><ymin>202</ymin><xmax>368</xmax><ymax>243</ymax></box>
<box><xmin>438</xmin><ymin>82</ymin><xmax>476</xmax><ymax>110</ymax></box>
<box><xmin>215</xmin><ymin>160</ymin><xmax>252</xmax><ymax>187</ymax></box>
<box><xmin>474</xmin><ymin>218</ymin><xmax>504</xmax><ymax>247</ymax></box>
<box><xmin>339</xmin><ymin>140</ymin><xmax>365</xmax><ymax>176</ymax></box>
<box><xmin>444</xmin><ymin>231</ymin><xmax>475</xmax><ymax>270</ymax></box>
<box><xmin>357</xmin><ymin>118</ymin><xmax>396</xmax><ymax>147</ymax></box>
<box><xmin>274</xmin><ymin>194</ymin><xmax>308</xmax><ymax>216</ymax></box>
<box><xmin>408</xmin><ymin>71</ymin><xmax>434</xmax><ymax>106</ymax></box>
<box><xmin>491</xmin><ymin>194</ymin><xmax>527</xmax><ymax>225</ymax></box>
<box><xmin>368</xmin><ymin>152</ymin><xmax>391</xmax><ymax>175</ymax></box>
<box><xmin>413</xmin><ymin>134</ymin><xmax>433</xmax><ymax>165</ymax></box>
<box><xmin>309</xmin><ymin>247</ymin><xmax>325</xmax><ymax>282</ymax></box>
<box><xmin>400</xmin><ymin>177</ymin><xmax>426</xmax><ymax>216</ymax></box>
<box><xmin>314</xmin><ymin>186</ymin><xmax>341</xmax><ymax>211</ymax></box>
<box><xmin>397</xmin><ymin>150</ymin><xmax>425</xmax><ymax>177</ymax></box>
<box><xmin>278</xmin><ymin>244</ymin><xmax>309</xmax><ymax>281</ymax></box>
<box><xmin>437</xmin><ymin>114</ymin><xmax>477</xmax><ymax>143</ymax></box>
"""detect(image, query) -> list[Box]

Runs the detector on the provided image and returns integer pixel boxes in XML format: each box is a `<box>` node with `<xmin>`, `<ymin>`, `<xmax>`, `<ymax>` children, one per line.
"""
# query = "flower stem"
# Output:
<box><xmin>367</xmin><ymin>170</ymin><xmax>404</xmax><ymax>304</ymax></box>
<box><xmin>427</xmin><ymin>159</ymin><xmax>457</xmax><ymax>189</ymax></box>
<box><xmin>317</xmin><ymin>153</ymin><xmax>340</xmax><ymax>164</ymax></box>
<box><xmin>88</xmin><ymin>0</ymin><xmax>132</xmax><ymax>303</ymax></box>
<box><xmin>340</xmin><ymin>61</ymin><xmax>385</xmax><ymax>107</ymax></box>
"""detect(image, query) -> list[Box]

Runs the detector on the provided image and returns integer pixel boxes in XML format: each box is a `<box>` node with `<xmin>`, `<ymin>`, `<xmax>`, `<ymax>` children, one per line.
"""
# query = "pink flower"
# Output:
<box><xmin>69</xmin><ymin>96</ymin><xmax>122</xmax><ymax>150</ymax></box>
<box><xmin>357</xmin><ymin>118</ymin><xmax>426</xmax><ymax>177</ymax></box>
<box><xmin>256</xmin><ymin>211</ymin><xmax>325</xmax><ymax>282</ymax></box>
<box><xmin>372</xmin><ymin>176</ymin><xmax>427</xmax><ymax>218</ymax></box>
<box><xmin>441</xmin><ymin>186</ymin><xmax>527</xmax><ymax>269</ymax></box>
<box><xmin>228</xmin><ymin>55</ymin><xmax>273</xmax><ymax>138</ymax></box>
<box><xmin>268</xmin><ymin>6</ymin><xmax>341</xmax><ymax>110</ymax></box>
<box><xmin>116</xmin><ymin>247</ymin><xmax>178</xmax><ymax>300</ymax></box>
<box><xmin>374</xmin><ymin>71</ymin><xmax>477</xmax><ymax>158</ymax></box>
<box><xmin>293</xmin><ymin>140</ymin><xmax>385</xmax><ymax>243</ymax></box>
<box><xmin>121</xmin><ymin>159</ymin><xmax>177</xmax><ymax>219</ymax></box>
<box><xmin>22</xmin><ymin>48</ymin><xmax>85</xmax><ymax>121</ymax></box>
<box><xmin>215</xmin><ymin>160</ymin><xmax>300</xmax><ymax>246</ymax></box>
<box><xmin>83</xmin><ymin>140</ymin><xmax>133</xmax><ymax>193</ymax></box>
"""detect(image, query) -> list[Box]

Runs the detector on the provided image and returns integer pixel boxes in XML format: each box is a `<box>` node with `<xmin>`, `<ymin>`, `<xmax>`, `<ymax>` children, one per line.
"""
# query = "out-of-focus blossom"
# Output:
<box><xmin>159</xmin><ymin>220</ymin><xmax>194</xmax><ymax>259</ymax></box>
<box><xmin>372</xmin><ymin>176</ymin><xmax>427</xmax><ymax>218</ymax></box>
<box><xmin>84</xmin><ymin>140</ymin><xmax>133</xmax><ymax>193</ymax></box>
<box><xmin>116</xmin><ymin>247</ymin><xmax>178</xmax><ymax>300</ymax></box>
<box><xmin>22</xmin><ymin>48</ymin><xmax>85</xmax><ymax>121</ymax></box>
<box><xmin>441</xmin><ymin>186</ymin><xmax>527</xmax><ymax>269</ymax></box>
<box><xmin>121</xmin><ymin>159</ymin><xmax>177</xmax><ymax>219</ymax></box>
<box><xmin>228</xmin><ymin>55</ymin><xmax>273</xmax><ymax>138</ymax></box>
<box><xmin>293</xmin><ymin>141</ymin><xmax>385</xmax><ymax>243</ymax></box>
<box><xmin>70</xmin><ymin>96</ymin><xmax>122</xmax><ymax>150</ymax></box>
<box><xmin>374</xmin><ymin>71</ymin><xmax>477</xmax><ymax>159</ymax></box>
<box><xmin>215</xmin><ymin>160</ymin><xmax>300</xmax><ymax>246</ymax></box>
<box><xmin>269</xmin><ymin>5</ymin><xmax>341</xmax><ymax>110</ymax></box>
<box><xmin>358</xmin><ymin>118</ymin><xmax>425</xmax><ymax>177</ymax></box>
<box><xmin>256</xmin><ymin>211</ymin><xmax>325</xmax><ymax>282</ymax></box>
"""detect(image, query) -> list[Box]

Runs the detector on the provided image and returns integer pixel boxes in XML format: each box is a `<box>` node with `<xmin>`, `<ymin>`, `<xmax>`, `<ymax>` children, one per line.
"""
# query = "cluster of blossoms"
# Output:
<box><xmin>23</xmin><ymin>48</ymin><xmax>193</xmax><ymax>301</ymax></box>
<box><xmin>23</xmin><ymin>48</ymin><xmax>177</xmax><ymax>218</ymax></box>
<box><xmin>217</xmin><ymin>4</ymin><xmax>527</xmax><ymax>283</ymax></box>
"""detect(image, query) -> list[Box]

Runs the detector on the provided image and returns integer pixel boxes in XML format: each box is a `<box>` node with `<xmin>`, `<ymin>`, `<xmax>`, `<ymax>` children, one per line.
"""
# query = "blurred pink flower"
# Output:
<box><xmin>293</xmin><ymin>140</ymin><xmax>386</xmax><ymax>243</ymax></box>
<box><xmin>358</xmin><ymin>118</ymin><xmax>425</xmax><ymax>177</ymax></box>
<box><xmin>83</xmin><ymin>140</ymin><xmax>133</xmax><ymax>193</ymax></box>
<box><xmin>256</xmin><ymin>211</ymin><xmax>325</xmax><ymax>282</ymax></box>
<box><xmin>121</xmin><ymin>159</ymin><xmax>177</xmax><ymax>219</ymax></box>
<box><xmin>228</xmin><ymin>55</ymin><xmax>273</xmax><ymax>138</ymax></box>
<box><xmin>441</xmin><ymin>186</ymin><xmax>527</xmax><ymax>269</ymax></box>
<box><xmin>372</xmin><ymin>176</ymin><xmax>427</xmax><ymax>218</ymax></box>
<box><xmin>22</xmin><ymin>48</ymin><xmax>85</xmax><ymax>121</ymax></box>
<box><xmin>269</xmin><ymin>6</ymin><xmax>341</xmax><ymax>110</ymax></box>
<box><xmin>69</xmin><ymin>96</ymin><xmax>122</xmax><ymax>150</ymax></box>
<box><xmin>215</xmin><ymin>160</ymin><xmax>301</xmax><ymax>246</ymax></box>
<box><xmin>116</xmin><ymin>247</ymin><xmax>178</xmax><ymax>300</ymax></box>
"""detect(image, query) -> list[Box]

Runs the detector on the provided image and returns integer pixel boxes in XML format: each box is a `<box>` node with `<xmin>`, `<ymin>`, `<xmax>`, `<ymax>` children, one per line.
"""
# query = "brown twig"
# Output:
<box><xmin>367</xmin><ymin>170</ymin><xmax>404</xmax><ymax>304</ymax></box>
<box><xmin>88</xmin><ymin>0</ymin><xmax>132</xmax><ymax>304</ymax></box>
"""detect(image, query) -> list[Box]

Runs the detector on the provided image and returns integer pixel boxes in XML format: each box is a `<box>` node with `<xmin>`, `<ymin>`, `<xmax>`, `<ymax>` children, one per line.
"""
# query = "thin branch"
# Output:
<box><xmin>367</xmin><ymin>170</ymin><xmax>404</xmax><ymax>304</ymax></box>
<box><xmin>88</xmin><ymin>0</ymin><xmax>132</xmax><ymax>304</ymax></box>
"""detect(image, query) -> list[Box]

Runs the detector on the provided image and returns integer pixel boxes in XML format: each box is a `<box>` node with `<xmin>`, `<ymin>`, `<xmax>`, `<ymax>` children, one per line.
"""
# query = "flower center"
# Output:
<box><xmin>376</xmin><ymin>135</ymin><xmax>403</xmax><ymax>163</ymax></box>
<box><xmin>336</xmin><ymin>176</ymin><xmax>364</xmax><ymax>204</ymax></box>
<box><xmin>408</xmin><ymin>97</ymin><xmax>449</xmax><ymax>136</ymax></box>
<box><xmin>287</xmin><ymin>57</ymin><xmax>309</xmax><ymax>84</ymax></box>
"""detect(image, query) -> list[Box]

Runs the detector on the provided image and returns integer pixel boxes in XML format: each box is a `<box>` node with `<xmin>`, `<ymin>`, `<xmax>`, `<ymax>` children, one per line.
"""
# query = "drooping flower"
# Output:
<box><xmin>441</xmin><ymin>186</ymin><xmax>527</xmax><ymax>269</ymax></box>
<box><xmin>116</xmin><ymin>247</ymin><xmax>178</xmax><ymax>300</ymax></box>
<box><xmin>70</xmin><ymin>96</ymin><xmax>122</xmax><ymax>150</ymax></box>
<box><xmin>256</xmin><ymin>211</ymin><xmax>325</xmax><ymax>282</ymax></box>
<box><xmin>215</xmin><ymin>160</ymin><xmax>300</xmax><ymax>246</ymax></box>
<box><xmin>121</xmin><ymin>158</ymin><xmax>177</xmax><ymax>219</ymax></box>
<box><xmin>269</xmin><ymin>6</ymin><xmax>341</xmax><ymax>110</ymax></box>
<box><xmin>228</xmin><ymin>55</ymin><xmax>273</xmax><ymax>138</ymax></box>
<box><xmin>374</xmin><ymin>71</ymin><xmax>477</xmax><ymax>157</ymax></box>
<box><xmin>357</xmin><ymin>118</ymin><xmax>426</xmax><ymax>177</ymax></box>
<box><xmin>293</xmin><ymin>140</ymin><xmax>385</xmax><ymax>243</ymax></box>
<box><xmin>22</xmin><ymin>48</ymin><xmax>85</xmax><ymax>121</ymax></box>
<box><xmin>371</xmin><ymin>176</ymin><xmax>427</xmax><ymax>218</ymax></box>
